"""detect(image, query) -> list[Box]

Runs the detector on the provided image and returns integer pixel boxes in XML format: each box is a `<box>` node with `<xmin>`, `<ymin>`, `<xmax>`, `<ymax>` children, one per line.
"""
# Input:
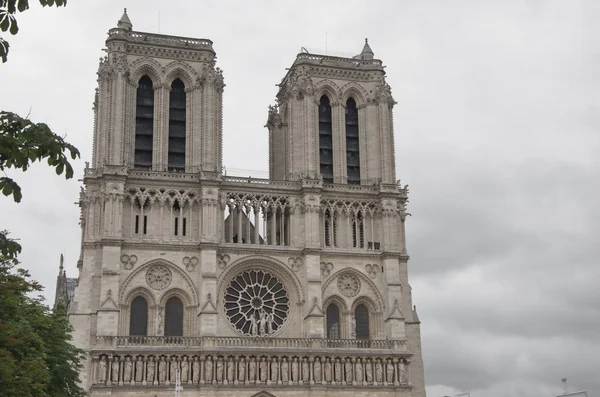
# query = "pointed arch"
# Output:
<box><xmin>164</xmin><ymin>61</ymin><xmax>198</xmax><ymax>89</ymax></box>
<box><xmin>313</xmin><ymin>79</ymin><xmax>341</xmax><ymax>104</ymax></box>
<box><xmin>168</xmin><ymin>77</ymin><xmax>186</xmax><ymax>171</ymax></box>
<box><xmin>318</xmin><ymin>95</ymin><xmax>334</xmax><ymax>183</ymax></box>
<box><xmin>339</xmin><ymin>81</ymin><xmax>368</xmax><ymax>107</ymax></box>
<box><xmin>322</xmin><ymin>268</ymin><xmax>384</xmax><ymax>312</ymax></box>
<box><xmin>129</xmin><ymin>58</ymin><xmax>164</xmax><ymax>88</ymax></box>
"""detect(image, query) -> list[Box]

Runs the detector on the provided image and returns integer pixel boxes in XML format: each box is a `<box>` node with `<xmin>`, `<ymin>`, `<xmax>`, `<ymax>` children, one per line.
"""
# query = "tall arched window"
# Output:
<box><xmin>129</xmin><ymin>296</ymin><xmax>148</xmax><ymax>336</ymax></box>
<box><xmin>326</xmin><ymin>304</ymin><xmax>341</xmax><ymax>339</ymax></box>
<box><xmin>319</xmin><ymin>95</ymin><xmax>333</xmax><ymax>183</ymax></box>
<box><xmin>345</xmin><ymin>97</ymin><xmax>360</xmax><ymax>184</ymax></box>
<box><xmin>168</xmin><ymin>78</ymin><xmax>186</xmax><ymax>172</ymax></box>
<box><xmin>164</xmin><ymin>297</ymin><xmax>184</xmax><ymax>336</ymax></box>
<box><xmin>134</xmin><ymin>75</ymin><xmax>154</xmax><ymax>169</ymax></box>
<box><xmin>355</xmin><ymin>304</ymin><xmax>370</xmax><ymax>340</ymax></box>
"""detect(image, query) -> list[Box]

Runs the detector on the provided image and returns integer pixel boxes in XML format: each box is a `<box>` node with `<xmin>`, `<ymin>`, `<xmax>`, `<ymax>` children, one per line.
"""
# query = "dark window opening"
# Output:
<box><xmin>134</xmin><ymin>215</ymin><xmax>139</xmax><ymax>234</ymax></box>
<box><xmin>164</xmin><ymin>297</ymin><xmax>184</xmax><ymax>336</ymax></box>
<box><xmin>182</xmin><ymin>217</ymin><xmax>187</xmax><ymax>236</ymax></box>
<box><xmin>168</xmin><ymin>79</ymin><xmax>186</xmax><ymax>172</ymax></box>
<box><xmin>143</xmin><ymin>215</ymin><xmax>148</xmax><ymax>235</ymax></box>
<box><xmin>326</xmin><ymin>304</ymin><xmax>340</xmax><ymax>339</ymax></box>
<box><xmin>129</xmin><ymin>296</ymin><xmax>148</xmax><ymax>336</ymax></box>
<box><xmin>134</xmin><ymin>75</ymin><xmax>154</xmax><ymax>169</ymax></box>
<box><xmin>174</xmin><ymin>217</ymin><xmax>179</xmax><ymax>236</ymax></box>
<box><xmin>352</xmin><ymin>214</ymin><xmax>364</xmax><ymax>248</ymax></box>
<box><xmin>345</xmin><ymin>98</ymin><xmax>360</xmax><ymax>184</ymax></box>
<box><xmin>355</xmin><ymin>304</ymin><xmax>370</xmax><ymax>340</ymax></box>
<box><xmin>319</xmin><ymin>95</ymin><xmax>334</xmax><ymax>183</ymax></box>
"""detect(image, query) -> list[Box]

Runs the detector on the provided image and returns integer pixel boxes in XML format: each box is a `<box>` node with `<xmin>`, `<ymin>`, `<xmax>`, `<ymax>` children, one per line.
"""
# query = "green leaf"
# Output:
<box><xmin>0</xmin><ymin>37</ymin><xmax>8</xmax><ymax>63</ymax></box>
<box><xmin>2</xmin><ymin>180</ymin><xmax>14</xmax><ymax>196</ymax></box>
<box><xmin>55</xmin><ymin>162</ymin><xmax>64</xmax><ymax>175</ymax></box>
<box><xmin>0</xmin><ymin>11</ymin><xmax>10</xmax><ymax>33</ymax></box>
<box><xmin>18</xmin><ymin>0</ymin><xmax>31</xmax><ymax>12</ymax></box>
<box><xmin>8</xmin><ymin>15</ymin><xmax>18</xmax><ymax>35</ymax></box>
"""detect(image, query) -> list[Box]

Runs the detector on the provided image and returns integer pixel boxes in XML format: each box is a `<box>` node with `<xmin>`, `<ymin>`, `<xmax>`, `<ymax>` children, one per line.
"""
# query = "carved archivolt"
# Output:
<box><xmin>339</xmin><ymin>81</ymin><xmax>369</xmax><ymax>107</ymax></box>
<box><xmin>322</xmin><ymin>268</ymin><xmax>384</xmax><ymax>312</ymax></box>
<box><xmin>312</xmin><ymin>79</ymin><xmax>341</xmax><ymax>103</ymax></box>
<box><xmin>320</xmin><ymin>199</ymin><xmax>381</xmax><ymax>216</ymax></box>
<box><xmin>125</xmin><ymin>187</ymin><xmax>200</xmax><ymax>207</ymax></box>
<box><xmin>120</xmin><ymin>259</ymin><xmax>199</xmax><ymax>306</ymax></box>
<box><xmin>222</xmin><ymin>192</ymin><xmax>292</xmax><ymax>212</ymax></box>
<box><xmin>128</xmin><ymin>57</ymin><xmax>164</xmax><ymax>87</ymax></box>
<box><xmin>163</xmin><ymin>60</ymin><xmax>199</xmax><ymax>89</ymax></box>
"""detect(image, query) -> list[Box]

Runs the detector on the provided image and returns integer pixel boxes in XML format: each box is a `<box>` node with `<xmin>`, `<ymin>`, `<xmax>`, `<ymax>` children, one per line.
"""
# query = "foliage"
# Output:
<box><xmin>0</xmin><ymin>0</ymin><xmax>67</xmax><ymax>63</ymax></box>
<box><xmin>0</xmin><ymin>111</ymin><xmax>80</xmax><ymax>258</ymax></box>
<box><xmin>0</xmin><ymin>254</ymin><xmax>85</xmax><ymax>397</ymax></box>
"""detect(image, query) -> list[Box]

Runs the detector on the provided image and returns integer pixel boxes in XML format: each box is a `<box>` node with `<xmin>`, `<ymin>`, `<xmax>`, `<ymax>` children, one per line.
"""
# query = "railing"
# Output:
<box><xmin>94</xmin><ymin>336</ymin><xmax>407</xmax><ymax>351</ymax></box>
<box><xmin>107</xmin><ymin>29</ymin><xmax>214</xmax><ymax>51</ymax></box>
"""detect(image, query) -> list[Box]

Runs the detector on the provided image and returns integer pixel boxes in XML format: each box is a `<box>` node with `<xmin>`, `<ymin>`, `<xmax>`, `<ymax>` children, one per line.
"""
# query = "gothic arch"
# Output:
<box><xmin>339</xmin><ymin>81</ymin><xmax>369</xmax><ymax>107</ymax></box>
<box><xmin>250</xmin><ymin>392</ymin><xmax>277</xmax><ymax>397</ymax></box>
<box><xmin>313</xmin><ymin>79</ymin><xmax>341</xmax><ymax>104</ymax></box>
<box><xmin>123</xmin><ymin>285</ymin><xmax>156</xmax><ymax>307</ymax></box>
<box><xmin>323</xmin><ymin>294</ymin><xmax>349</xmax><ymax>314</ymax></box>
<box><xmin>351</xmin><ymin>294</ymin><xmax>379</xmax><ymax>313</ymax></box>
<box><xmin>120</xmin><ymin>258</ymin><xmax>199</xmax><ymax>306</ymax></box>
<box><xmin>164</xmin><ymin>61</ymin><xmax>198</xmax><ymax>90</ymax></box>
<box><xmin>158</xmin><ymin>287</ymin><xmax>194</xmax><ymax>307</ymax></box>
<box><xmin>129</xmin><ymin>57</ymin><xmax>164</xmax><ymax>87</ymax></box>
<box><xmin>322</xmin><ymin>267</ymin><xmax>384</xmax><ymax>312</ymax></box>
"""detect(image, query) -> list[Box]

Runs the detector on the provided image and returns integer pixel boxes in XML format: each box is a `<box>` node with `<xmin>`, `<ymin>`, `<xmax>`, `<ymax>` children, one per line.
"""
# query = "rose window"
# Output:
<box><xmin>224</xmin><ymin>269</ymin><xmax>290</xmax><ymax>336</ymax></box>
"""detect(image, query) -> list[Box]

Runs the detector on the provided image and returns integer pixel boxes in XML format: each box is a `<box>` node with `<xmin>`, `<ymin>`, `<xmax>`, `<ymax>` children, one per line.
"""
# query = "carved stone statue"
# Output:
<box><xmin>313</xmin><ymin>358</ymin><xmax>322</xmax><ymax>382</ymax></box>
<box><xmin>123</xmin><ymin>357</ymin><xmax>133</xmax><ymax>383</ymax></box>
<box><xmin>398</xmin><ymin>359</ymin><xmax>407</xmax><ymax>385</ymax></box>
<box><xmin>281</xmin><ymin>357</ymin><xmax>289</xmax><ymax>382</ymax></box>
<box><xmin>170</xmin><ymin>358</ymin><xmax>178</xmax><ymax>383</ymax></box>
<box><xmin>238</xmin><ymin>357</ymin><xmax>246</xmax><ymax>382</ymax></box>
<box><xmin>302</xmin><ymin>358</ymin><xmax>310</xmax><ymax>382</ymax></box>
<box><xmin>226</xmin><ymin>358</ymin><xmax>234</xmax><ymax>382</ymax></box>
<box><xmin>205</xmin><ymin>357</ymin><xmax>214</xmax><ymax>383</ymax></box>
<box><xmin>344</xmin><ymin>358</ymin><xmax>353</xmax><ymax>383</ymax></box>
<box><xmin>259</xmin><ymin>310</ymin><xmax>267</xmax><ymax>336</ymax></box>
<box><xmin>157</xmin><ymin>312</ymin><xmax>164</xmax><ymax>335</ymax></box>
<box><xmin>266</xmin><ymin>312</ymin><xmax>275</xmax><ymax>335</ymax></box>
<box><xmin>365</xmin><ymin>359</ymin><xmax>373</xmax><ymax>383</ymax></box>
<box><xmin>351</xmin><ymin>316</ymin><xmax>357</xmax><ymax>338</ymax></box>
<box><xmin>146</xmin><ymin>358</ymin><xmax>155</xmax><ymax>384</ymax></box>
<box><xmin>259</xmin><ymin>357</ymin><xmax>268</xmax><ymax>382</ymax></box>
<box><xmin>375</xmin><ymin>360</ymin><xmax>383</xmax><ymax>383</ymax></box>
<box><xmin>135</xmin><ymin>357</ymin><xmax>144</xmax><ymax>383</ymax></box>
<box><xmin>324</xmin><ymin>358</ymin><xmax>332</xmax><ymax>382</ymax></box>
<box><xmin>270</xmin><ymin>357</ymin><xmax>279</xmax><ymax>382</ymax></box>
<box><xmin>355</xmin><ymin>359</ymin><xmax>363</xmax><ymax>383</ymax></box>
<box><xmin>98</xmin><ymin>357</ymin><xmax>107</xmax><ymax>382</ymax></box>
<box><xmin>158</xmin><ymin>357</ymin><xmax>167</xmax><ymax>383</ymax></box>
<box><xmin>250</xmin><ymin>314</ymin><xmax>258</xmax><ymax>336</ymax></box>
<box><xmin>181</xmin><ymin>357</ymin><xmax>189</xmax><ymax>383</ymax></box>
<box><xmin>111</xmin><ymin>359</ymin><xmax>119</xmax><ymax>382</ymax></box>
<box><xmin>334</xmin><ymin>358</ymin><xmax>342</xmax><ymax>383</ymax></box>
<box><xmin>192</xmin><ymin>358</ymin><xmax>200</xmax><ymax>383</ymax></box>
<box><xmin>249</xmin><ymin>357</ymin><xmax>257</xmax><ymax>382</ymax></box>
<box><xmin>386</xmin><ymin>360</ymin><xmax>394</xmax><ymax>383</ymax></box>
<box><xmin>291</xmin><ymin>357</ymin><xmax>299</xmax><ymax>382</ymax></box>
<box><xmin>216</xmin><ymin>358</ymin><xmax>224</xmax><ymax>382</ymax></box>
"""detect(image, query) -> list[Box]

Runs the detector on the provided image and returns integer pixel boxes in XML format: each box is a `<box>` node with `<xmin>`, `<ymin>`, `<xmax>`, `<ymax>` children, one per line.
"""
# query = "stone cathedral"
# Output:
<box><xmin>67</xmin><ymin>10</ymin><xmax>426</xmax><ymax>397</ymax></box>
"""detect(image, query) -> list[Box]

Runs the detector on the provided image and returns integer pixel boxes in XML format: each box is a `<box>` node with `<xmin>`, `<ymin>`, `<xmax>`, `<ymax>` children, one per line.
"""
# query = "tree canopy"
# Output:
<box><xmin>0</xmin><ymin>251</ymin><xmax>85</xmax><ymax>397</ymax></box>
<box><xmin>1</xmin><ymin>0</ymin><xmax>67</xmax><ymax>63</ymax></box>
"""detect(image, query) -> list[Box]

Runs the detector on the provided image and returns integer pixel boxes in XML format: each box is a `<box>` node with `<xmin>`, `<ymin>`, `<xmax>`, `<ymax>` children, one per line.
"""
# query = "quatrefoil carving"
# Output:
<box><xmin>365</xmin><ymin>263</ymin><xmax>380</xmax><ymax>279</ymax></box>
<box><xmin>217</xmin><ymin>254</ymin><xmax>231</xmax><ymax>269</ymax></box>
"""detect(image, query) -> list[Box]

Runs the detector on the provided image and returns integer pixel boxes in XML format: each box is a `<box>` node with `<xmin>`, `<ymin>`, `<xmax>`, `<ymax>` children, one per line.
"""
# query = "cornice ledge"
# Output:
<box><xmin>380</xmin><ymin>252</ymin><xmax>410</xmax><ymax>261</ymax></box>
<box><xmin>218</xmin><ymin>244</ymin><xmax>303</xmax><ymax>256</ymax></box>
<box><xmin>320</xmin><ymin>250</ymin><xmax>382</xmax><ymax>259</ymax></box>
<box><xmin>99</xmin><ymin>238</ymin><xmax>124</xmax><ymax>247</ymax></box>
<box><xmin>121</xmin><ymin>242</ymin><xmax>199</xmax><ymax>251</ymax></box>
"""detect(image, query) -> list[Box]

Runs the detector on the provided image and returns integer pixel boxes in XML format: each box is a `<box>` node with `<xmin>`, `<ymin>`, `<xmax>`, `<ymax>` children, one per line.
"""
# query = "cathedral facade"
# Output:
<box><xmin>68</xmin><ymin>10</ymin><xmax>426</xmax><ymax>397</ymax></box>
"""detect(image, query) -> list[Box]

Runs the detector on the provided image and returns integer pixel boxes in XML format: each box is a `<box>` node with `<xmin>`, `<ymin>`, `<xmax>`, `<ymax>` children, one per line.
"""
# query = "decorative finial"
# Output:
<box><xmin>413</xmin><ymin>305</ymin><xmax>416</xmax><ymax>311</ymax></box>
<box><xmin>59</xmin><ymin>253</ymin><xmax>64</xmax><ymax>270</ymax></box>
<box><xmin>365</xmin><ymin>38</ymin><xmax>368</xmax><ymax>43</ymax></box>
<box><xmin>124</xmin><ymin>7</ymin><xmax>127</xmax><ymax>13</ymax></box>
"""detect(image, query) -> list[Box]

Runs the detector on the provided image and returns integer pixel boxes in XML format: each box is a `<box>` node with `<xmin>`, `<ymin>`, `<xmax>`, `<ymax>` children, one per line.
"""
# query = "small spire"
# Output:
<box><xmin>59</xmin><ymin>253</ymin><xmax>64</xmax><ymax>271</ymax></box>
<box><xmin>117</xmin><ymin>8</ymin><xmax>133</xmax><ymax>31</ymax></box>
<box><xmin>360</xmin><ymin>38</ymin><xmax>374</xmax><ymax>60</ymax></box>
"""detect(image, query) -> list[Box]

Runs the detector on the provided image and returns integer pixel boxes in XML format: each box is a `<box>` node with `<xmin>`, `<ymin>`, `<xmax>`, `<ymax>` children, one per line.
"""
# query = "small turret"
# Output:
<box><xmin>117</xmin><ymin>8</ymin><xmax>133</xmax><ymax>31</ymax></box>
<box><xmin>359</xmin><ymin>38</ymin><xmax>374</xmax><ymax>60</ymax></box>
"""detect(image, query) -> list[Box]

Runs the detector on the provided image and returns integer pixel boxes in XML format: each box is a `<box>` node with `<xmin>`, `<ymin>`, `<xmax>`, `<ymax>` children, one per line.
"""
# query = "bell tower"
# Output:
<box><xmin>267</xmin><ymin>39</ymin><xmax>397</xmax><ymax>185</ymax></box>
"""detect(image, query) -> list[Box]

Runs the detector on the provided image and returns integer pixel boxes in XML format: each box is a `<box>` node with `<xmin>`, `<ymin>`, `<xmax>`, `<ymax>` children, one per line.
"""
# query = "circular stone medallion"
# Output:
<box><xmin>146</xmin><ymin>265</ymin><xmax>172</xmax><ymax>290</ymax></box>
<box><xmin>337</xmin><ymin>273</ymin><xmax>360</xmax><ymax>297</ymax></box>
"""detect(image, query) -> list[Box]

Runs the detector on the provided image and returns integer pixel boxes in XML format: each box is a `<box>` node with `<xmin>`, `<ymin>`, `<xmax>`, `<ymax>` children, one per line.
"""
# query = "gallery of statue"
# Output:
<box><xmin>62</xmin><ymin>9</ymin><xmax>427</xmax><ymax>397</ymax></box>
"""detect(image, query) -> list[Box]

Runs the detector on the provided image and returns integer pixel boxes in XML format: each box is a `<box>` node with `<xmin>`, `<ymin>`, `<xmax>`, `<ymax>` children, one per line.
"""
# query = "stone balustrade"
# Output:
<box><xmin>91</xmin><ymin>352</ymin><xmax>411</xmax><ymax>388</ymax></box>
<box><xmin>94</xmin><ymin>336</ymin><xmax>408</xmax><ymax>352</ymax></box>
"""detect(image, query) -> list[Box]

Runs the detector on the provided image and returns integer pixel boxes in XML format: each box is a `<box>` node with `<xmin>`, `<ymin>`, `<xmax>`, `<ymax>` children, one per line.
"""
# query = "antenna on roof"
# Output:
<box><xmin>301</xmin><ymin>47</ymin><xmax>308</xmax><ymax>53</ymax></box>
<box><xmin>325</xmin><ymin>32</ymin><xmax>328</xmax><ymax>55</ymax></box>
<box><xmin>158</xmin><ymin>10</ymin><xmax>161</xmax><ymax>33</ymax></box>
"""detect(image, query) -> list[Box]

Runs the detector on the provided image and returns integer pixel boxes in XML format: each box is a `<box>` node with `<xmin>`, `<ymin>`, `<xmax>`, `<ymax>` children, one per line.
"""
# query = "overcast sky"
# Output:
<box><xmin>0</xmin><ymin>1</ymin><xmax>598</xmax><ymax>396</ymax></box>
